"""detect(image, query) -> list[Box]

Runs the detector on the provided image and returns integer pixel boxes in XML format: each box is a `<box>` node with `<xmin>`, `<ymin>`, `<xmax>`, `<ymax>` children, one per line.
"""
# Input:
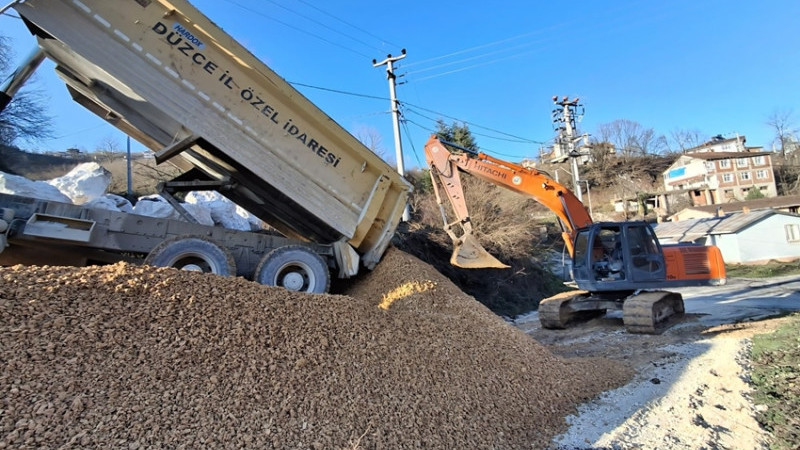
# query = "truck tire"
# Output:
<box><xmin>145</xmin><ymin>235</ymin><xmax>236</xmax><ymax>276</ymax></box>
<box><xmin>254</xmin><ymin>245</ymin><xmax>330</xmax><ymax>293</ymax></box>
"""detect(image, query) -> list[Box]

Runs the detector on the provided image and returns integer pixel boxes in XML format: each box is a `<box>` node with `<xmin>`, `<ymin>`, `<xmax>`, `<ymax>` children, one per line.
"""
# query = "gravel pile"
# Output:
<box><xmin>0</xmin><ymin>247</ymin><xmax>632</xmax><ymax>448</ymax></box>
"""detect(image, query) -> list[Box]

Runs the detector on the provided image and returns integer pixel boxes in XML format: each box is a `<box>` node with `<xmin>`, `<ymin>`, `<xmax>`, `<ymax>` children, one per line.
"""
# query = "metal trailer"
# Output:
<box><xmin>0</xmin><ymin>193</ymin><xmax>337</xmax><ymax>292</ymax></box>
<box><xmin>0</xmin><ymin>0</ymin><xmax>413</xmax><ymax>291</ymax></box>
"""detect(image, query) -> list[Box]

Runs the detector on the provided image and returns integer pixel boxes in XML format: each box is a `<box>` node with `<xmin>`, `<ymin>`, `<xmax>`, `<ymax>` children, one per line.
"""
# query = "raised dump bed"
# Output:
<box><xmin>11</xmin><ymin>0</ymin><xmax>411</xmax><ymax>271</ymax></box>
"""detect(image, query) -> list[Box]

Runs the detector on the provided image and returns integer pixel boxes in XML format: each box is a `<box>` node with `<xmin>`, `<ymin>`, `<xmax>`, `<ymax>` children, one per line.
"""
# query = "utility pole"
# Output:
<box><xmin>126</xmin><ymin>135</ymin><xmax>133</xmax><ymax>198</ymax></box>
<box><xmin>552</xmin><ymin>96</ymin><xmax>584</xmax><ymax>201</ymax></box>
<box><xmin>373</xmin><ymin>49</ymin><xmax>409</xmax><ymax>221</ymax></box>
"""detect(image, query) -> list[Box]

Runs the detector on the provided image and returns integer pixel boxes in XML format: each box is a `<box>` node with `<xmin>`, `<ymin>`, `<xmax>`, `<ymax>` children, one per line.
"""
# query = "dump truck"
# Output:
<box><xmin>0</xmin><ymin>0</ymin><xmax>412</xmax><ymax>292</ymax></box>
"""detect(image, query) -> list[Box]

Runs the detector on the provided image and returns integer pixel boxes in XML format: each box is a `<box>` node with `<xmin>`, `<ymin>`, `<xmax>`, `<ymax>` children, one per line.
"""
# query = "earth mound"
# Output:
<box><xmin>0</xmin><ymin>247</ymin><xmax>631</xmax><ymax>448</ymax></box>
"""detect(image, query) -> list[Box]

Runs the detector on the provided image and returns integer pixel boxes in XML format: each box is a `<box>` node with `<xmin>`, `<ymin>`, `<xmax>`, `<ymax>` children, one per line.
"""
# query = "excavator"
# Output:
<box><xmin>424</xmin><ymin>135</ymin><xmax>726</xmax><ymax>333</ymax></box>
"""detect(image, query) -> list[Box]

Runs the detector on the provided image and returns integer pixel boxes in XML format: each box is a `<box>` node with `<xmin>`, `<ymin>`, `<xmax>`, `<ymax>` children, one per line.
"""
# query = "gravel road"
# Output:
<box><xmin>515</xmin><ymin>274</ymin><xmax>800</xmax><ymax>449</ymax></box>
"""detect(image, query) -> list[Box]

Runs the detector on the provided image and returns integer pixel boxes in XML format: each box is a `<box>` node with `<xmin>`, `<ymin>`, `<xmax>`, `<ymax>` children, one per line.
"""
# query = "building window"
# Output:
<box><xmin>719</xmin><ymin>160</ymin><xmax>730</xmax><ymax>169</ymax></box>
<box><xmin>722</xmin><ymin>173</ymin><xmax>733</xmax><ymax>183</ymax></box>
<box><xmin>739</xmin><ymin>171</ymin><xmax>752</xmax><ymax>181</ymax></box>
<box><xmin>724</xmin><ymin>189</ymin><xmax>734</xmax><ymax>198</ymax></box>
<box><xmin>756</xmin><ymin>169</ymin><xmax>768</xmax><ymax>179</ymax></box>
<box><xmin>787</xmin><ymin>224</ymin><xmax>800</xmax><ymax>243</ymax></box>
<box><xmin>753</xmin><ymin>156</ymin><xmax>765</xmax><ymax>165</ymax></box>
<box><xmin>736</xmin><ymin>158</ymin><xmax>748</xmax><ymax>167</ymax></box>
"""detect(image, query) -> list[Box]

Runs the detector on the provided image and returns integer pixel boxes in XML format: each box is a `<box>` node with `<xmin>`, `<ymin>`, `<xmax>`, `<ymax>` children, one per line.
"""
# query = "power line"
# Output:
<box><xmin>218</xmin><ymin>0</ymin><xmax>372</xmax><ymax>59</ymax></box>
<box><xmin>399</xmin><ymin>115</ymin><xmax>423</xmax><ymax>168</ymax></box>
<box><xmin>261</xmin><ymin>0</ymin><xmax>388</xmax><ymax>55</ymax></box>
<box><xmin>400</xmin><ymin>0</ymin><xmax>660</xmax><ymax>82</ymax></box>
<box><xmin>403</xmin><ymin>108</ymin><xmax>535</xmax><ymax>144</ymax></box>
<box><xmin>52</xmin><ymin>123</ymin><xmax>108</xmax><ymax>139</ymax></box>
<box><xmin>401</xmin><ymin>115</ymin><xmax>540</xmax><ymax>160</ymax></box>
<box><xmin>281</xmin><ymin>78</ymin><xmax>550</xmax><ymax>158</ymax></box>
<box><xmin>294</xmin><ymin>0</ymin><xmax>402</xmax><ymax>50</ymax></box>
<box><xmin>285</xmin><ymin>80</ymin><xmax>545</xmax><ymax>145</ymax></box>
<box><xmin>411</xmin><ymin>48</ymin><xmax>546</xmax><ymax>83</ymax></box>
<box><xmin>404</xmin><ymin>37</ymin><xmax>551</xmax><ymax>77</ymax></box>
<box><xmin>288</xmin><ymin>81</ymin><xmax>388</xmax><ymax>101</ymax></box>
<box><xmin>402</xmin><ymin>101</ymin><xmax>547</xmax><ymax>144</ymax></box>
<box><xmin>403</xmin><ymin>28</ymin><xmax>552</xmax><ymax>69</ymax></box>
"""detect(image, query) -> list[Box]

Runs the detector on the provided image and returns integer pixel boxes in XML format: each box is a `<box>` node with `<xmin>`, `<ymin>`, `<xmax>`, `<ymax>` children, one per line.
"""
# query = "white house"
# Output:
<box><xmin>668</xmin><ymin>195</ymin><xmax>800</xmax><ymax>221</ymax></box>
<box><xmin>653</xmin><ymin>210</ymin><xmax>800</xmax><ymax>264</ymax></box>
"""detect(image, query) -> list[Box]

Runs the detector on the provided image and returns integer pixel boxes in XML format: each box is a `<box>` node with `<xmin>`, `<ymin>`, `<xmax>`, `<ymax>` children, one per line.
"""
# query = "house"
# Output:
<box><xmin>663</xmin><ymin>135</ymin><xmax>777</xmax><ymax>206</ymax></box>
<box><xmin>683</xmin><ymin>134</ymin><xmax>747</xmax><ymax>153</ymax></box>
<box><xmin>668</xmin><ymin>194</ymin><xmax>800</xmax><ymax>221</ymax></box>
<box><xmin>653</xmin><ymin>210</ymin><xmax>800</xmax><ymax>264</ymax></box>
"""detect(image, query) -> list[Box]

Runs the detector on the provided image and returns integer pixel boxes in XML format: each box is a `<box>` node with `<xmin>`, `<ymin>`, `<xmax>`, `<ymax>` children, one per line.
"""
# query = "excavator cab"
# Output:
<box><xmin>571</xmin><ymin>221</ymin><xmax>667</xmax><ymax>292</ymax></box>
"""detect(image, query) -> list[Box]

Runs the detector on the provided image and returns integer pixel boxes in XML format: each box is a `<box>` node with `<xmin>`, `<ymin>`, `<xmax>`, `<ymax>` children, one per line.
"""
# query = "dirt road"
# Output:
<box><xmin>514</xmin><ymin>274</ymin><xmax>800</xmax><ymax>449</ymax></box>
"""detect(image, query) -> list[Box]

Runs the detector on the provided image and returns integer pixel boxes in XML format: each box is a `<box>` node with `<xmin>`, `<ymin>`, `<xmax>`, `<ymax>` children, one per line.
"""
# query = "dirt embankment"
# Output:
<box><xmin>0</xmin><ymin>248</ymin><xmax>632</xmax><ymax>449</ymax></box>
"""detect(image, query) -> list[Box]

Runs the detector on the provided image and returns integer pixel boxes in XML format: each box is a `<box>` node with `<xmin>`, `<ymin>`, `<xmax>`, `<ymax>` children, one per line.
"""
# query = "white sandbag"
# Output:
<box><xmin>47</xmin><ymin>162</ymin><xmax>111</xmax><ymax>204</ymax></box>
<box><xmin>85</xmin><ymin>193</ymin><xmax>134</xmax><ymax>213</ymax></box>
<box><xmin>185</xmin><ymin>191</ymin><xmax>263</xmax><ymax>231</ymax></box>
<box><xmin>0</xmin><ymin>171</ymin><xmax>72</xmax><ymax>203</ymax></box>
<box><xmin>133</xmin><ymin>195</ymin><xmax>214</xmax><ymax>226</ymax></box>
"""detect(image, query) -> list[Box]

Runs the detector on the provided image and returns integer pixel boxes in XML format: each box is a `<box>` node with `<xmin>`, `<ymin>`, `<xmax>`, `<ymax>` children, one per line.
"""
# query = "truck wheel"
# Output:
<box><xmin>254</xmin><ymin>245</ymin><xmax>330</xmax><ymax>293</ymax></box>
<box><xmin>145</xmin><ymin>236</ymin><xmax>236</xmax><ymax>276</ymax></box>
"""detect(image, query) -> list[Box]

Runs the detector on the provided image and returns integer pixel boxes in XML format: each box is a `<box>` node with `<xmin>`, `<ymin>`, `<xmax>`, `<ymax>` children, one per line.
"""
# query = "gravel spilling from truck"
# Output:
<box><xmin>0</xmin><ymin>248</ymin><xmax>631</xmax><ymax>448</ymax></box>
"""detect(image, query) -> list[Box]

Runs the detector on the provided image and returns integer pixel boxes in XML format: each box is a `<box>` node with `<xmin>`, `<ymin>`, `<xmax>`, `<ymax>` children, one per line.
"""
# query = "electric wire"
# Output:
<box><xmin>285</xmin><ymin>80</ymin><xmax>547</xmax><ymax>147</ymax></box>
<box><xmin>397</xmin><ymin>107</ymin><xmax>423</xmax><ymax>168</ymax></box>
<box><xmin>400</xmin><ymin>0</ymin><xmax>670</xmax><ymax>82</ymax></box>
<box><xmin>404</xmin><ymin>37</ymin><xmax>551</xmax><ymax>76</ymax></box>
<box><xmin>402</xmin><ymin>101</ymin><xmax>546</xmax><ymax>144</ymax></box>
<box><xmin>288</xmin><ymin>81</ymin><xmax>388</xmax><ymax>101</ymax></box>
<box><xmin>217</xmin><ymin>0</ymin><xmax>372</xmax><ymax>59</ymax></box>
<box><xmin>403</xmin><ymin>28</ymin><xmax>554</xmax><ymax>69</ymax></box>
<box><xmin>294</xmin><ymin>0</ymin><xmax>402</xmax><ymax>50</ymax></box>
<box><xmin>261</xmin><ymin>0</ymin><xmax>388</xmax><ymax>55</ymax></box>
<box><xmin>402</xmin><ymin>116</ymin><xmax>539</xmax><ymax>160</ymax></box>
<box><xmin>402</xmin><ymin>107</ymin><xmax>538</xmax><ymax>144</ymax></box>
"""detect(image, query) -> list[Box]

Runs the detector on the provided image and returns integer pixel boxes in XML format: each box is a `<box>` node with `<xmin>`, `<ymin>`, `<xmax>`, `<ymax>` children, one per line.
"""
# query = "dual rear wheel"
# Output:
<box><xmin>145</xmin><ymin>236</ymin><xmax>330</xmax><ymax>293</ymax></box>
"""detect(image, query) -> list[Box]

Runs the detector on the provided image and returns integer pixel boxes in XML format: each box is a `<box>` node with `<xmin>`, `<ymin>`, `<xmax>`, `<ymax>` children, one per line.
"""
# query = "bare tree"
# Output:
<box><xmin>94</xmin><ymin>135</ymin><xmax>123</xmax><ymax>163</ymax></box>
<box><xmin>595</xmin><ymin>119</ymin><xmax>666</xmax><ymax>157</ymax></box>
<box><xmin>352</xmin><ymin>125</ymin><xmax>390</xmax><ymax>162</ymax></box>
<box><xmin>587</xmin><ymin>140</ymin><xmax>615</xmax><ymax>172</ymax></box>
<box><xmin>667</xmin><ymin>128</ymin><xmax>707</xmax><ymax>154</ymax></box>
<box><xmin>766</xmin><ymin>108</ymin><xmax>798</xmax><ymax>157</ymax></box>
<box><xmin>0</xmin><ymin>36</ymin><xmax>53</xmax><ymax>145</ymax></box>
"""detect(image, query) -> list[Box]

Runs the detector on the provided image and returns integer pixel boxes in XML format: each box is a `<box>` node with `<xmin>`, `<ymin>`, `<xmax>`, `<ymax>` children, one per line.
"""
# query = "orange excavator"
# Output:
<box><xmin>424</xmin><ymin>135</ymin><xmax>726</xmax><ymax>333</ymax></box>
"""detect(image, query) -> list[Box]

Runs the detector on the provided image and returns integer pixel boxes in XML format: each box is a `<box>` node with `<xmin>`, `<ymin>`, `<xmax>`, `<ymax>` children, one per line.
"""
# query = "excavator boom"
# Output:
<box><xmin>424</xmin><ymin>135</ymin><xmax>592</xmax><ymax>267</ymax></box>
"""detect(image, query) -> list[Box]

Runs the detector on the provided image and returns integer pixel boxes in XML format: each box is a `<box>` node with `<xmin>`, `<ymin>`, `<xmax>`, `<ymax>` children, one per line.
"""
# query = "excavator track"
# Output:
<box><xmin>622</xmin><ymin>291</ymin><xmax>685</xmax><ymax>334</ymax></box>
<box><xmin>538</xmin><ymin>290</ymin><xmax>593</xmax><ymax>329</ymax></box>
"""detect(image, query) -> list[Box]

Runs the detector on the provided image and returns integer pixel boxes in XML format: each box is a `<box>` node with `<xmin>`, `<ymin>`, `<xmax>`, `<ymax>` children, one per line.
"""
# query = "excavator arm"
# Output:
<box><xmin>424</xmin><ymin>135</ymin><xmax>592</xmax><ymax>268</ymax></box>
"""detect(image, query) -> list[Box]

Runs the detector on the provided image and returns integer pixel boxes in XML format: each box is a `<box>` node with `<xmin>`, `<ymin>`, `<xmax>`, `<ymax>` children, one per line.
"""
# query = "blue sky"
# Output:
<box><xmin>2</xmin><ymin>0</ymin><xmax>799</xmax><ymax>168</ymax></box>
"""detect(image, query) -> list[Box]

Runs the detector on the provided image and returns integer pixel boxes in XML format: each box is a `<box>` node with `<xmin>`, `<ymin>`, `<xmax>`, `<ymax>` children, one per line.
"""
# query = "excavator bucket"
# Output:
<box><xmin>451</xmin><ymin>234</ymin><xmax>509</xmax><ymax>269</ymax></box>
